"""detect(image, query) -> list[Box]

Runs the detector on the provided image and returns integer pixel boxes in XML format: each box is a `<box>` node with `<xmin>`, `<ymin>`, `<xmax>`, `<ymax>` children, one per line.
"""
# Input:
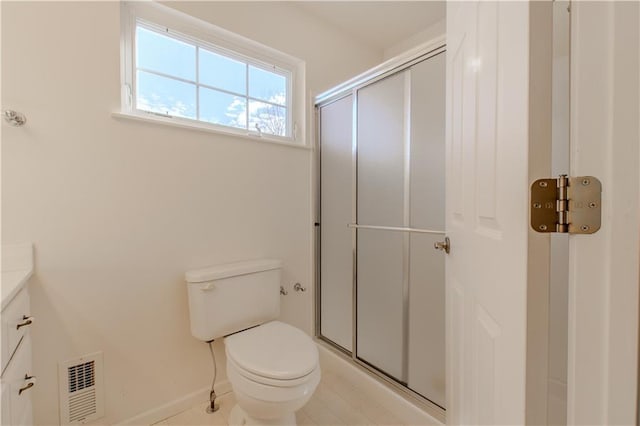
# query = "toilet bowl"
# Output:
<box><xmin>185</xmin><ymin>260</ymin><xmax>320</xmax><ymax>426</ymax></box>
<box><xmin>225</xmin><ymin>321</ymin><xmax>320</xmax><ymax>425</ymax></box>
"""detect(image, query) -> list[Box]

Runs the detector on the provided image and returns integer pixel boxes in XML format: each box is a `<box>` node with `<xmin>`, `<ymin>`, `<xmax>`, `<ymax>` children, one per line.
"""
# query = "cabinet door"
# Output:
<box><xmin>1</xmin><ymin>379</ymin><xmax>10</xmax><ymax>426</ymax></box>
<box><xmin>2</xmin><ymin>336</ymin><xmax>34</xmax><ymax>426</ymax></box>
<box><xmin>2</xmin><ymin>288</ymin><xmax>31</xmax><ymax>373</ymax></box>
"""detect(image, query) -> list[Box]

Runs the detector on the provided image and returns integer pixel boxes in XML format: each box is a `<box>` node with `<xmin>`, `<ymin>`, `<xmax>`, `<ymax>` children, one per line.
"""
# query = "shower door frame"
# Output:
<box><xmin>313</xmin><ymin>38</ymin><xmax>447</xmax><ymax>422</ymax></box>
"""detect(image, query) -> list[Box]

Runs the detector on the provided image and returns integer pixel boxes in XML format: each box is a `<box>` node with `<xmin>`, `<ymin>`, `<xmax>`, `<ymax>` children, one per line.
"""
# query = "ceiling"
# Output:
<box><xmin>294</xmin><ymin>2</ymin><xmax>446</xmax><ymax>52</ymax></box>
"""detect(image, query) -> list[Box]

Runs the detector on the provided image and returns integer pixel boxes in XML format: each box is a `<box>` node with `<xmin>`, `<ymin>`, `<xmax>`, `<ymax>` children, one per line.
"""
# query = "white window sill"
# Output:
<box><xmin>111</xmin><ymin>111</ymin><xmax>311</xmax><ymax>151</ymax></box>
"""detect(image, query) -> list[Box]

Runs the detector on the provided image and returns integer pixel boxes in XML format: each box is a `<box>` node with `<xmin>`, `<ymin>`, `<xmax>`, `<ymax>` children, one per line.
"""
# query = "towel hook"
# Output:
<box><xmin>4</xmin><ymin>110</ymin><xmax>26</xmax><ymax>127</ymax></box>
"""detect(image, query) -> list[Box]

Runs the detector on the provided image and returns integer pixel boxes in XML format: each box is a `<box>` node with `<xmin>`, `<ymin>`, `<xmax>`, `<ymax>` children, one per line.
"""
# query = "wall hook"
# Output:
<box><xmin>280</xmin><ymin>285</ymin><xmax>288</xmax><ymax>295</ymax></box>
<box><xmin>4</xmin><ymin>110</ymin><xmax>26</xmax><ymax>127</ymax></box>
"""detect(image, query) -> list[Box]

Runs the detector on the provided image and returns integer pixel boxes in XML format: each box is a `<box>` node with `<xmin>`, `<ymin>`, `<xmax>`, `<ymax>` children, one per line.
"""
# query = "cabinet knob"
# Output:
<box><xmin>16</xmin><ymin>315</ymin><xmax>34</xmax><ymax>330</ymax></box>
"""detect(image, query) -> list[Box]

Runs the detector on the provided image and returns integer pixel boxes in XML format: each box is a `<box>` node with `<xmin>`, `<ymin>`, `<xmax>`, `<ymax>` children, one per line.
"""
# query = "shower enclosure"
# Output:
<box><xmin>315</xmin><ymin>44</ymin><xmax>446</xmax><ymax>414</ymax></box>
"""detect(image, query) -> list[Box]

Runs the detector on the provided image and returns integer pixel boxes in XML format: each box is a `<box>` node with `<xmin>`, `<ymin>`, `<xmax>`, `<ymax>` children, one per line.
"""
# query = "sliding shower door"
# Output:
<box><xmin>357</xmin><ymin>71</ymin><xmax>407</xmax><ymax>381</ymax></box>
<box><xmin>317</xmin><ymin>49</ymin><xmax>446</xmax><ymax>410</ymax></box>
<box><xmin>319</xmin><ymin>94</ymin><xmax>354</xmax><ymax>352</ymax></box>
<box><xmin>406</xmin><ymin>56</ymin><xmax>446</xmax><ymax>405</ymax></box>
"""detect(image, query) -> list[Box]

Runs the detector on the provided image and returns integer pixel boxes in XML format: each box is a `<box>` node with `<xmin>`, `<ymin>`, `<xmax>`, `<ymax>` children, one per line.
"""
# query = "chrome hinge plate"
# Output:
<box><xmin>531</xmin><ymin>175</ymin><xmax>602</xmax><ymax>234</ymax></box>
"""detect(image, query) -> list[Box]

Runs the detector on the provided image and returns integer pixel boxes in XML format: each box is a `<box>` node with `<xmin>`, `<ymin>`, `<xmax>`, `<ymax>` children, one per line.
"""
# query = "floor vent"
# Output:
<box><xmin>59</xmin><ymin>352</ymin><xmax>104</xmax><ymax>424</ymax></box>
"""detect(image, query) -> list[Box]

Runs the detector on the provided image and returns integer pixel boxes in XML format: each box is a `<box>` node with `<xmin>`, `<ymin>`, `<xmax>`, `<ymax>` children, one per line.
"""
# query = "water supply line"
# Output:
<box><xmin>206</xmin><ymin>340</ymin><xmax>220</xmax><ymax>413</ymax></box>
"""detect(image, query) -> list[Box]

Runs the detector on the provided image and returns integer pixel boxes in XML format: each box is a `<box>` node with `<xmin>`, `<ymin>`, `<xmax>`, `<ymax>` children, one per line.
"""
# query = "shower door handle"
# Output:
<box><xmin>434</xmin><ymin>237</ymin><xmax>450</xmax><ymax>254</ymax></box>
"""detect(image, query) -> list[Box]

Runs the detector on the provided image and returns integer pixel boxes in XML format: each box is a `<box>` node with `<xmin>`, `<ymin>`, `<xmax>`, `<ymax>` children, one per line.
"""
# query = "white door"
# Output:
<box><xmin>445</xmin><ymin>2</ymin><xmax>552</xmax><ymax>424</ymax></box>
<box><xmin>568</xmin><ymin>2</ymin><xmax>639</xmax><ymax>424</ymax></box>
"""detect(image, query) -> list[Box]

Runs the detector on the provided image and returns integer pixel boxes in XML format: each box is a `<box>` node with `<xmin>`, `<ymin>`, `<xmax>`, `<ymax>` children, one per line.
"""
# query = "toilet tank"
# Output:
<box><xmin>185</xmin><ymin>259</ymin><xmax>282</xmax><ymax>342</ymax></box>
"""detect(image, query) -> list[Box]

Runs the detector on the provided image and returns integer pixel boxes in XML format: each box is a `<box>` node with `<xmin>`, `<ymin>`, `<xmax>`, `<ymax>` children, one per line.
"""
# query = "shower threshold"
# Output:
<box><xmin>315</xmin><ymin>336</ymin><xmax>446</xmax><ymax>424</ymax></box>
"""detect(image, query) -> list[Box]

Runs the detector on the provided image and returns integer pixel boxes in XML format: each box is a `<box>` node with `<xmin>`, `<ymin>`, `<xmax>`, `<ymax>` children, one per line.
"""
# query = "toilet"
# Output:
<box><xmin>185</xmin><ymin>259</ymin><xmax>320</xmax><ymax>426</ymax></box>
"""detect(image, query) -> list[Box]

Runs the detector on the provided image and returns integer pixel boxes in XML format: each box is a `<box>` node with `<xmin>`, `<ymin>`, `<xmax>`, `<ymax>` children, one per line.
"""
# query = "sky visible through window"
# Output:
<box><xmin>135</xmin><ymin>25</ymin><xmax>288</xmax><ymax>137</ymax></box>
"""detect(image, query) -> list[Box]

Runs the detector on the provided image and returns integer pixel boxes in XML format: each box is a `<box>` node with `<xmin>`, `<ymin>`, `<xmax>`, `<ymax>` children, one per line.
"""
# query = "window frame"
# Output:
<box><xmin>120</xmin><ymin>1</ymin><xmax>304</xmax><ymax>143</ymax></box>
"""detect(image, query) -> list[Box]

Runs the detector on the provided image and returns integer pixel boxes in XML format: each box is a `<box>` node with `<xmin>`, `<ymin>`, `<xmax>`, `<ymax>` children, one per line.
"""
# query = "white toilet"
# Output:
<box><xmin>185</xmin><ymin>259</ymin><xmax>320</xmax><ymax>426</ymax></box>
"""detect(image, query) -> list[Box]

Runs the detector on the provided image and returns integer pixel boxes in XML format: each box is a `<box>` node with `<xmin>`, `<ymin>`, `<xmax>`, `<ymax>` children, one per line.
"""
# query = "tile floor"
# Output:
<box><xmin>152</xmin><ymin>369</ymin><xmax>416</xmax><ymax>425</ymax></box>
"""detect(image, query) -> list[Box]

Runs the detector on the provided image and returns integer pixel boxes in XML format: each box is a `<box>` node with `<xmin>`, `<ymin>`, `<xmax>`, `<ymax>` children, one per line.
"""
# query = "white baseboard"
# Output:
<box><xmin>317</xmin><ymin>342</ymin><xmax>443</xmax><ymax>425</ymax></box>
<box><xmin>115</xmin><ymin>380</ymin><xmax>232</xmax><ymax>426</ymax></box>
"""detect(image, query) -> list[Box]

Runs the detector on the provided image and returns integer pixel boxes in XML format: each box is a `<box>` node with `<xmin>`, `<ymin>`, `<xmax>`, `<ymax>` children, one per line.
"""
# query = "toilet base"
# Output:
<box><xmin>229</xmin><ymin>404</ymin><xmax>297</xmax><ymax>426</ymax></box>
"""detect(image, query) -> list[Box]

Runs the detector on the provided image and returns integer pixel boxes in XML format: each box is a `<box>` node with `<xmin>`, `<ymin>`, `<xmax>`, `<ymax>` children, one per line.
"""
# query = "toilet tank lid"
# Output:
<box><xmin>185</xmin><ymin>259</ymin><xmax>282</xmax><ymax>283</ymax></box>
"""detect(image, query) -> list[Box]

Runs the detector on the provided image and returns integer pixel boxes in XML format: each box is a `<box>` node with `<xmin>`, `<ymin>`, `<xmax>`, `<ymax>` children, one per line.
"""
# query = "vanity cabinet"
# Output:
<box><xmin>1</xmin><ymin>286</ymin><xmax>35</xmax><ymax>425</ymax></box>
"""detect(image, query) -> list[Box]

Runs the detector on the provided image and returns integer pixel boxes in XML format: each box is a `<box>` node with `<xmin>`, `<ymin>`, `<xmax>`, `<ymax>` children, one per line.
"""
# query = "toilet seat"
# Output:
<box><xmin>227</xmin><ymin>355</ymin><xmax>319</xmax><ymax>388</ymax></box>
<box><xmin>224</xmin><ymin>321</ymin><xmax>319</xmax><ymax>383</ymax></box>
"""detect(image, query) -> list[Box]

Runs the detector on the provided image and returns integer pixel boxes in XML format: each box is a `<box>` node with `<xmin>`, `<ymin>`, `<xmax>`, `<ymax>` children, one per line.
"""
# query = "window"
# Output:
<box><xmin>120</xmin><ymin>2</ymin><xmax>304</xmax><ymax>142</ymax></box>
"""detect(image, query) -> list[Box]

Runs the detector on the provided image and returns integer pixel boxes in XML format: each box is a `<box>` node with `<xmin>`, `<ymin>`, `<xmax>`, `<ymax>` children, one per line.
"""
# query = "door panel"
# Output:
<box><xmin>406</xmin><ymin>53</ymin><xmax>446</xmax><ymax>407</ymax></box>
<box><xmin>446</xmin><ymin>2</ymin><xmax>549</xmax><ymax>424</ymax></box>
<box><xmin>448</xmin><ymin>279</ymin><xmax>465</xmax><ymax>425</ymax></box>
<box><xmin>446</xmin><ymin>5</ymin><xmax>475</xmax><ymax>422</ymax></box>
<box><xmin>408</xmin><ymin>232</ymin><xmax>445</xmax><ymax>406</ymax></box>
<box><xmin>475</xmin><ymin>305</ymin><xmax>499</xmax><ymax>425</ymax></box>
<box><xmin>568</xmin><ymin>2</ymin><xmax>639</xmax><ymax>424</ymax></box>
<box><xmin>409</xmin><ymin>54</ymin><xmax>446</xmax><ymax>231</ymax></box>
<box><xmin>319</xmin><ymin>95</ymin><xmax>354</xmax><ymax>351</ymax></box>
<box><xmin>356</xmin><ymin>229</ymin><xmax>404</xmax><ymax>380</ymax></box>
<box><xmin>476</xmin><ymin>2</ymin><xmax>500</xmax><ymax>230</ymax></box>
<box><xmin>449</xmin><ymin>29</ymin><xmax>467</xmax><ymax>224</ymax></box>
<box><xmin>357</xmin><ymin>72</ymin><xmax>406</xmax><ymax>228</ymax></box>
<box><xmin>356</xmin><ymin>72</ymin><xmax>407</xmax><ymax>381</ymax></box>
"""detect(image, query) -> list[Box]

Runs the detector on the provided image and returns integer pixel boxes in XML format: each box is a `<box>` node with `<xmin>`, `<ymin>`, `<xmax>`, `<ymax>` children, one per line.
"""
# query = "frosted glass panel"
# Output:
<box><xmin>409</xmin><ymin>54</ymin><xmax>446</xmax><ymax>231</ymax></box>
<box><xmin>357</xmin><ymin>73</ymin><xmax>406</xmax><ymax>227</ymax></box>
<box><xmin>357</xmin><ymin>229</ymin><xmax>404</xmax><ymax>380</ymax></box>
<box><xmin>319</xmin><ymin>96</ymin><xmax>353</xmax><ymax>351</ymax></box>
<box><xmin>406</xmin><ymin>54</ymin><xmax>446</xmax><ymax>406</ymax></box>
<box><xmin>356</xmin><ymin>73</ymin><xmax>406</xmax><ymax>380</ymax></box>
<box><xmin>408</xmin><ymin>232</ymin><xmax>445</xmax><ymax>406</ymax></box>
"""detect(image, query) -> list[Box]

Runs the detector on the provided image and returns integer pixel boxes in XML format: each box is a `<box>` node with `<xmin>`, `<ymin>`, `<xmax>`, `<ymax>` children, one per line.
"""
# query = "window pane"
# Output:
<box><xmin>249</xmin><ymin>66</ymin><xmax>287</xmax><ymax>105</ymax></box>
<box><xmin>136</xmin><ymin>70</ymin><xmax>196</xmax><ymax>119</ymax></box>
<box><xmin>136</xmin><ymin>26</ymin><xmax>195</xmax><ymax>81</ymax></box>
<box><xmin>199</xmin><ymin>49</ymin><xmax>246</xmax><ymax>95</ymax></box>
<box><xmin>249</xmin><ymin>100</ymin><xmax>287</xmax><ymax>136</ymax></box>
<box><xmin>200</xmin><ymin>87</ymin><xmax>246</xmax><ymax>129</ymax></box>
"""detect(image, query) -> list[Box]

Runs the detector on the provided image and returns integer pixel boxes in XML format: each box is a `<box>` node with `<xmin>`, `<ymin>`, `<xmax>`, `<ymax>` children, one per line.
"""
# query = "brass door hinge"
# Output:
<box><xmin>531</xmin><ymin>175</ymin><xmax>601</xmax><ymax>234</ymax></box>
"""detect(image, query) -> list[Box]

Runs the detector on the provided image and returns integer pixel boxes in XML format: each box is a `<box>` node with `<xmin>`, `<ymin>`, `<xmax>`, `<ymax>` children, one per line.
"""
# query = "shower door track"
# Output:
<box><xmin>314</xmin><ymin>38</ymin><xmax>447</xmax><ymax>423</ymax></box>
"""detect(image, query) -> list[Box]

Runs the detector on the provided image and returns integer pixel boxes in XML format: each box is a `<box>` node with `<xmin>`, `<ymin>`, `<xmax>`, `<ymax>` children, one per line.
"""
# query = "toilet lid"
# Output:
<box><xmin>225</xmin><ymin>321</ymin><xmax>318</xmax><ymax>380</ymax></box>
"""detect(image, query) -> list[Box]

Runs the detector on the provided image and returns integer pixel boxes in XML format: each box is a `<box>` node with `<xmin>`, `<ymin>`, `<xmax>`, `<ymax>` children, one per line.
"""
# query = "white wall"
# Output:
<box><xmin>164</xmin><ymin>1</ymin><xmax>382</xmax><ymax>99</ymax></box>
<box><xmin>1</xmin><ymin>2</ymin><xmax>381</xmax><ymax>424</ymax></box>
<box><xmin>383</xmin><ymin>19</ymin><xmax>445</xmax><ymax>61</ymax></box>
